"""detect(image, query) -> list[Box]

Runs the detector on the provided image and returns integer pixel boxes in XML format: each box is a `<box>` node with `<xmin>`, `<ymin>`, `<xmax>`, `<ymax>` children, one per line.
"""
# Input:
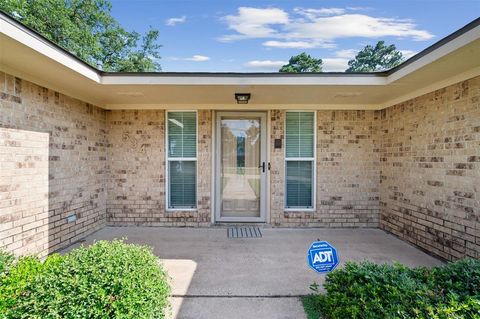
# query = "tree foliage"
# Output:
<box><xmin>0</xmin><ymin>0</ymin><xmax>161</xmax><ymax>71</ymax></box>
<box><xmin>346</xmin><ymin>41</ymin><xmax>404</xmax><ymax>72</ymax></box>
<box><xmin>279</xmin><ymin>52</ymin><xmax>323</xmax><ymax>73</ymax></box>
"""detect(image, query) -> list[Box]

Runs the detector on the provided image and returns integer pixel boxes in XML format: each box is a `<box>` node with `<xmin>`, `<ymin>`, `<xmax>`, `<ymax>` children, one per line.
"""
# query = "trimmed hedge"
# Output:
<box><xmin>0</xmin><ymin>251</ymin><xmax>14</xmax><ymax>274</ymax></box>
<box><xmin>305</xmin><ymin>259</ymin><xmax>480</xmax><ymax>319</ymax></box>
<box><xmin>0</xmin><ymin>240</ymin><xmax>170</xmax><ymax>319</ymax></box>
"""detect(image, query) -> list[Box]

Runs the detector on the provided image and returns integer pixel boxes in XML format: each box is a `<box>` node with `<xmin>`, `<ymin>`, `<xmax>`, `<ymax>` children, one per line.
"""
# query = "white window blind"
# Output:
<box><xmin>285</xmin><ymin>112</ymin><xmax>315</xmax><ymax>209</ymax></box>
<box><xmin>167</xmin><ymin>112</ymin><xmax>197</xmax><ymax>209</ymax></box>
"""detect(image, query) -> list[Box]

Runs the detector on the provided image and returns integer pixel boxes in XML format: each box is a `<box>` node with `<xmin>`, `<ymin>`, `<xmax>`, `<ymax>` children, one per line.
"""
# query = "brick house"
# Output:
<box><xmin>0</xmin><ymin>12</ymin><xmax>479</xmax><ymax>261</ymax></box>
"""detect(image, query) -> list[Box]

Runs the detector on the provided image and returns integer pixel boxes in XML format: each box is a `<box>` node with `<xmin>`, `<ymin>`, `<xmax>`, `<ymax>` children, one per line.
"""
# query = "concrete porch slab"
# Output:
<box><xmin>62</xmin><ymin>227</ymin><xmax>442</xmax><ymax>319</ymax></box>
<box><xmin>169</xmin><ymin>296</ymin><xmax>306</xmax><ymax>319</ymax></box>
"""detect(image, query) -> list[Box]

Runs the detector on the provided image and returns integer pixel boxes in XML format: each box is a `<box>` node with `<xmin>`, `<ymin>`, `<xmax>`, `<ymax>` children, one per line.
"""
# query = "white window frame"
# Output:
<box><xmin>165</xmin><ymin>110</ymin><xmax>198</xmax><ymax>211</ymax></box>
<box><xmin>284</xmin><ymin>111</ymin><xmax>316</xmax><ymax>211</ymax></box>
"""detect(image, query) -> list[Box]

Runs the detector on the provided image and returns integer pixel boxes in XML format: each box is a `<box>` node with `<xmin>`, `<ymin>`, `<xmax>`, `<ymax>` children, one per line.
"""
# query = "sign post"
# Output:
<box><xmin>307</xmin><ymin>241</ymin><xmax>339</xmax><ymax>274</ymax></box>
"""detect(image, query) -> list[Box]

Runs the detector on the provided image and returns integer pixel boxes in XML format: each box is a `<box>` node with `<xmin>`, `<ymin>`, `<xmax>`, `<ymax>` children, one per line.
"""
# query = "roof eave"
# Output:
<box><xmin>1</xmin><ymin>9</ymin><xmax>479</xmax><ymax>80</ymax></box>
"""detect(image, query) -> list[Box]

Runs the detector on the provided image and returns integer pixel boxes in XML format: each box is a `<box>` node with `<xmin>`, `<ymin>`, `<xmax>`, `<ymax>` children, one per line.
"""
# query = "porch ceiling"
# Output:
<box><xmin>1</xmin><ymin>12</ymin><xmax>479</xmax><ymax>110</ymax></box>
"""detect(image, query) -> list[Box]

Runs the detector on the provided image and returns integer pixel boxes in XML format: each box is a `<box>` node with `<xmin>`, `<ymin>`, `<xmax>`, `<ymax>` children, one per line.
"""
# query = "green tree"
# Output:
<box><xmin>0</xmin><ymin>0</ymin><xmax>161</xmax><ymax>72</ymax></box>
<box><xmin>279</xmin><ymin>52</ymin><xmax>323</xmax><ymax>73</ymax></box>
<box><xmin>346</xmin><ymin>41</ymin><xmax>404</xmax><ymax>72</ymax></box>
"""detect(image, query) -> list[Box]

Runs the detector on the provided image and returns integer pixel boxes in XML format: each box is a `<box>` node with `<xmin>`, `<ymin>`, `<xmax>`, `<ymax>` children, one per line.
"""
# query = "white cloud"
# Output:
<box><xmin>286</xmin><ymin>14</ymin><xmax>433</xmax><ymax>41</ymax></box>
<box><xmin>244</xmin><ymin>60</ymin><xmax>287</xmax><ymax>71</ymax></box>
<box><xmin>400</xmin><ymin>50</ymin><xmax>417</xmax><ymax>59</ymax></box>
<box><xmin>334</xmin><ymin>49</ymin><xmax>357</xmax><ymax>59</ymax></box>
<box><xmin>186</xmin><ymin>55</ymin><xmax>210</xmax><ymax>62</ymax></box>
<box><xmin>319</xmin><ymin>49</ymin><xmax>357</xmax><ymax>72</ymax></box>
<box><xmin>346</xmin><ymin>6</ymin><xmax>372</xmax><ymax>12</ymax></box>
<box><xmin>322</xmin><ymin>58</ymin><xmax>350</xmax><ymax>72</ymax></box>
<box><xmin>165</xmin><ymin>16</ymin><xmax>186</xmax><ymax>26</ymax></box>
<box><xmin>219</xmin><ymin>7</ymin><xmax>434</xmax><ymax>48</ymax></box>
<box><xmin>293</xmin><ymin>7</ymin><xmax>346</xmax><ymax>19</ymax></box>
<box><xmin>168</xmin><ymin>55</ymin><xmax>210</xmax><ymax>62</ymax></box>
<box><xmin>219</xmin><ymin>7</ymin><xmax>289</xmax><ymax>42</ymax></box>
<box><xmin>263</xmin><ymin>40</ymin><xmax>320</xmax><ymax>49</ymax></box>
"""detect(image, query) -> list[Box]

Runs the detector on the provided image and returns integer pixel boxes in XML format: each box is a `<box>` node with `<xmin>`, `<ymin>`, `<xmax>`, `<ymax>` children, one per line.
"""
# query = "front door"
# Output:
<box><xmin>215</xmin><ymin>112</ymin><xmax>267</xmax><ymax>222</ymax></box>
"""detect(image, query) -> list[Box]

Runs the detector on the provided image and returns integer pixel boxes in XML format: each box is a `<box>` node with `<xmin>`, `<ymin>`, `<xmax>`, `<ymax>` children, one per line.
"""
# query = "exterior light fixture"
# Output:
<box><xmin>235</xmin><ymin>93</ymin><xmax>251</xmax><ymax>104</ymax></box>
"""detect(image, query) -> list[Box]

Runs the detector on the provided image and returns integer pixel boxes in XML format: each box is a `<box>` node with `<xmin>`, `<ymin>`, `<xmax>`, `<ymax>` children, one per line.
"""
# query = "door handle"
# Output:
<box><xmin>258</xmin><ymin>162</ymin><xmax>265</xmax><ymax>173</ymax></box>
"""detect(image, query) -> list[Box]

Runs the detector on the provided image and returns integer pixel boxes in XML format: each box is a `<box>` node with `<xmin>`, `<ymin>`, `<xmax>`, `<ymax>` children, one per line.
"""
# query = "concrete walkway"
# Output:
<box><xmin>64</xmin><ymin>227</ymin><xmax>442</xmax><ymax>319</ymax></box>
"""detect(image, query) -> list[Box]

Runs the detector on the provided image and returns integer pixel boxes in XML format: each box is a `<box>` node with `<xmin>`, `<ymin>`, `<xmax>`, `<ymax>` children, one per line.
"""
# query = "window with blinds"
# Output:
<box><xmin>167</xmin><ymin>111</ymin><xmax>197</xmax><ymax>209</ymax></box>
<box><xmin>285</xmin><ymin>112</ymin><xmax>315</xmax><ymax>209</ymax></box>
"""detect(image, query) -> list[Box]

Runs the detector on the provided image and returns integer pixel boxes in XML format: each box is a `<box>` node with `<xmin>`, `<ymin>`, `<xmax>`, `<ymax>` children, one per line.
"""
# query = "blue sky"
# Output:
<box><xmin>110</xmin><ymin>0</ymin><xmax>479</xmax><ymax>72</ymax></box>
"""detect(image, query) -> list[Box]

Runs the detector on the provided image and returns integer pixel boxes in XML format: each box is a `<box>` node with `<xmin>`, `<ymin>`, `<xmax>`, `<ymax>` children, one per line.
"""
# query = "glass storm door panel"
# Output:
<box><xmin>216</xmin><ymin>113</ymin><xmax>266</xmax><ymax>221</ymax></box>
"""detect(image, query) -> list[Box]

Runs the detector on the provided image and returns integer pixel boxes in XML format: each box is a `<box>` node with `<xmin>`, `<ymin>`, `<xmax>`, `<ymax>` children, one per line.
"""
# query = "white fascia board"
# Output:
<box><xmin>0</xmin><ymin>15</ymin><xmax>101</xmax><ymax>83</ymax></box>
<box><xmin>100</xmin><ymin>74</ymin><xmax>387</xmax><ymax>86</ymax></box>
<box><xmin>387</xmin><ymin>24</ymin><xmax>480</xmax><ymax>83</ymax></box>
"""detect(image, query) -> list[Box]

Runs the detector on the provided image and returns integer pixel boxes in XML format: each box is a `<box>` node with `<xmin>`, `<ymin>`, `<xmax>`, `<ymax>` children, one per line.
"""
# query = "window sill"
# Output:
<box><xmin>284</xmin><ymin>208</ymin><xmax>315</xmax><ymax>212</ymax></box>
<box><xmin>166</xmin><ymin>208</ymin><xmax>198</xmax><ymax>212</ymax></box>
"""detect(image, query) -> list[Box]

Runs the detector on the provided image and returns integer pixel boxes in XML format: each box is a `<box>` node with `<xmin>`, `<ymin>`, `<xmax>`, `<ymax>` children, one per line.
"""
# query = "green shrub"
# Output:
<box><xmin>427</xmin><ymin>259</ymin><xmax>480</xmax><ymax>297</ymax></box>
<box><xmin>305</xmin><ymin>259</ymin><xmax>480</xmax><ymax>319</ymax></box>
<box><xmin>0</xmin><ymin>251</ymin><xmax>14</xmax><ymax>275</ymax></box>
<box><xmin>0</xmin><ymin>240</ymin><xmax>170</xmax><ymax>319</ymax></box>
<box><xmin>0</xmin><ymin>255</ymin><xmax>47</xmax><ymax>314</ymax></box>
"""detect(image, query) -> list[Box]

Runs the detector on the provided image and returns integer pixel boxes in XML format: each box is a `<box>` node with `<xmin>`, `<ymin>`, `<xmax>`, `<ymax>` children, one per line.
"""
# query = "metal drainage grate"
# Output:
<box><xmin>227</xmin><ymin>226</ymin><xmax>262</xmax><ymax>238</ymax></box>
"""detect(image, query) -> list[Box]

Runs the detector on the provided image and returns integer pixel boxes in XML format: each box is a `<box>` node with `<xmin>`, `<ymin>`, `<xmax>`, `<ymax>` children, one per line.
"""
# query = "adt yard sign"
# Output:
<box><xmin>307</xmin><ymin>241</ymin><xmax>339</xmax><ymax>274</ymax></box>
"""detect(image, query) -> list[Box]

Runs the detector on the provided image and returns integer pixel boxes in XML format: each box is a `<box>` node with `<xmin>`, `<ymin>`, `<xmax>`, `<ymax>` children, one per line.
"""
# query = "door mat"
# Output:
<box><xmin>227</xmin><ymin>226</ymin><xmax>262</xmax><ymax>238</ymax></box>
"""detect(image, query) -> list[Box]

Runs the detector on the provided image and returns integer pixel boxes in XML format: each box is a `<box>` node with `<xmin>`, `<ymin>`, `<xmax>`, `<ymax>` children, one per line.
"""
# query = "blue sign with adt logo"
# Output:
<box><xmin>307</xmin><ymin>241</ymin><xmax>339</xmax><ymax>274</ymax></box>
